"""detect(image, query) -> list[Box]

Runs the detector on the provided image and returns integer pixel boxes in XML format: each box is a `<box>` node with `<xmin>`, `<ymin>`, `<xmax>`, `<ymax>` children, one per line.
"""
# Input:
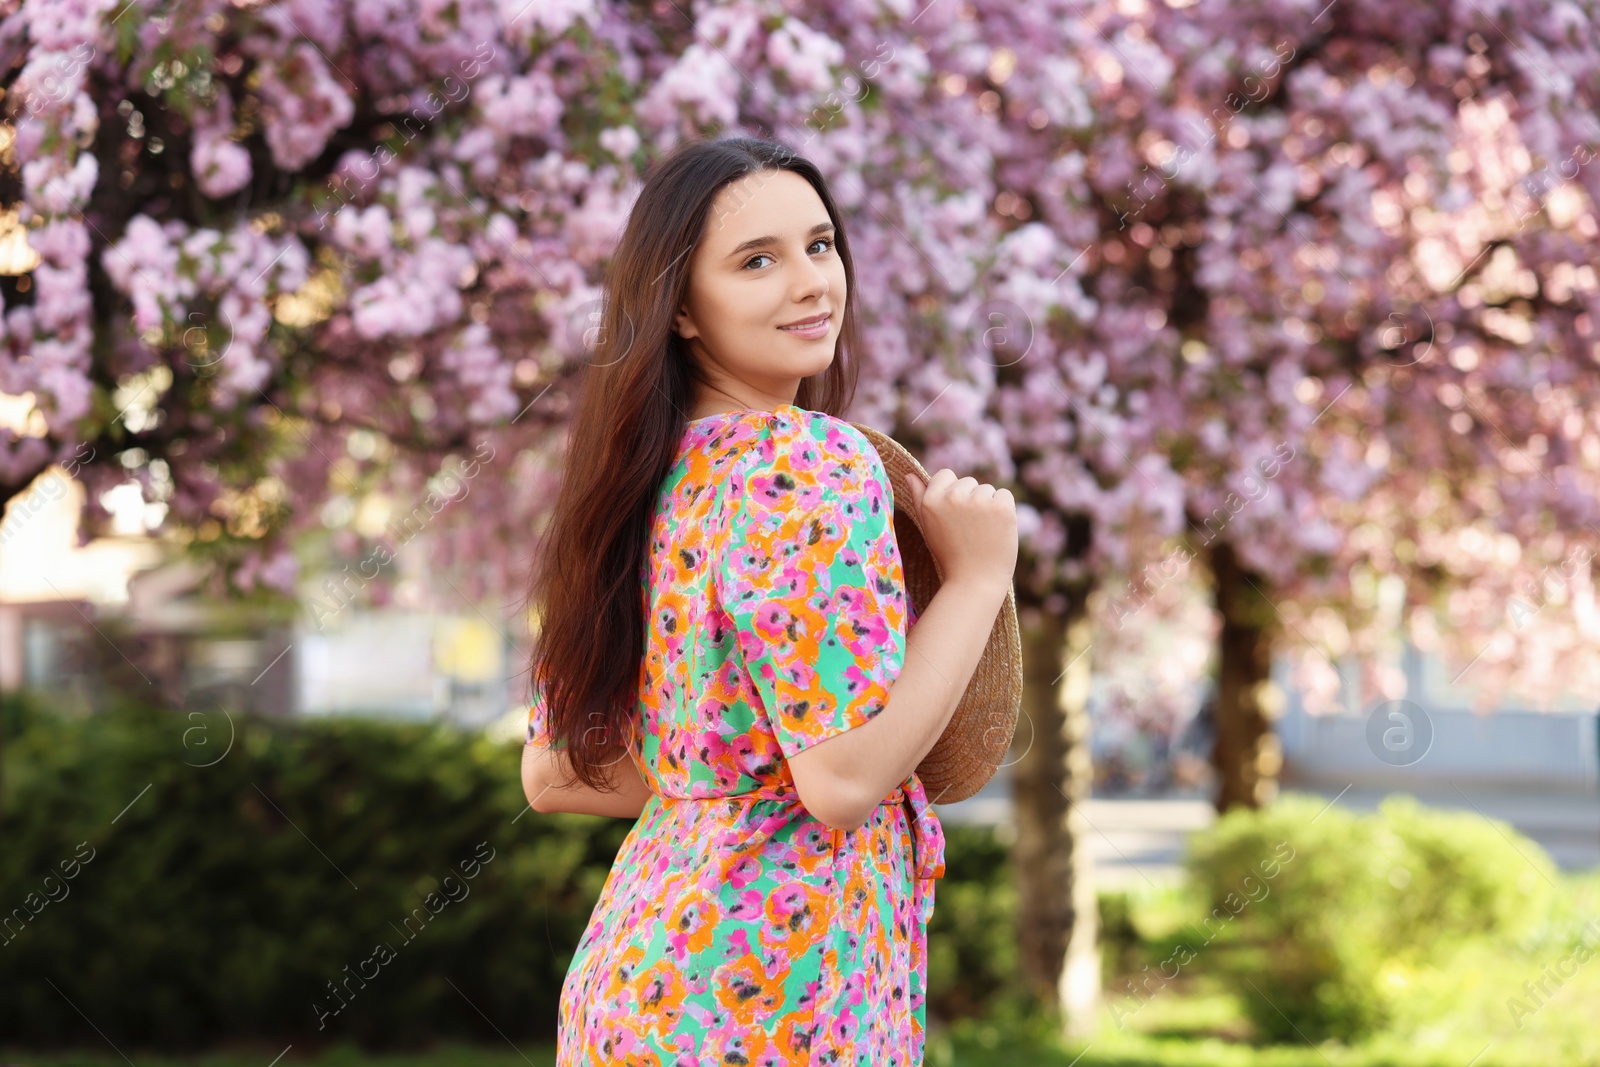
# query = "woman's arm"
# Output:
<box><xmin>787</xmin><ymin>575</ymin><xmax>1008</xmax><ymax>830</ymax></box>
<box><xmin>788</xmin><ymin>467</ymin><xmax>1018</xmax><ymax>832</ymax></box>
<box><xmin>521</xmin><ymin>742</ymin><xmax>654</xmax><ymax>819</ymax></box>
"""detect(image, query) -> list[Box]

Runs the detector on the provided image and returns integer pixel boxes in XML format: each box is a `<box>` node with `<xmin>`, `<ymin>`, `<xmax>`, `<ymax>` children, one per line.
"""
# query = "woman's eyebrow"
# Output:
<box><xmin>723</xmin><ymin>221</ymin><xmax>835</xmax><ymax>261</ymax></box>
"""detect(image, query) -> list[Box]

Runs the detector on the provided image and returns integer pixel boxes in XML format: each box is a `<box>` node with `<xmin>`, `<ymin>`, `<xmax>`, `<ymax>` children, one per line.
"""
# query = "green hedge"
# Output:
<box><xmin>927</xmin><ymin>819</ymin><xmax>1029</xmax><ymax>1022</ymax></box>
<box><xmin>1180</xmin><ymin>792</ymin><xmax>1559</xmax><ymax>1042</ymax></box>
<box><xmin>0</xmin><ymin>693</ymin><xmax>631</xmax><ymax>1049</ymax></box>
<box><xmin>0</xmin><ymin>693</ymin><xmax>1023</xmax><ymax>1050</ymax></box>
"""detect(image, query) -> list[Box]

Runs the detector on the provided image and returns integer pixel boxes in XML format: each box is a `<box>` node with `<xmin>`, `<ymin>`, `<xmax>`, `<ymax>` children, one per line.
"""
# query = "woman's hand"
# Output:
<box><xmin>903</xmin><ymin>469</ymin><xmax>1018</xmax><ymax>594</ymax></box>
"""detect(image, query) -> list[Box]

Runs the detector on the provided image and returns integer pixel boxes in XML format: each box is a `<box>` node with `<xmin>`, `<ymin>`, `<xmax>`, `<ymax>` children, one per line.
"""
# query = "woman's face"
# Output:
<box><xmin>673</xmin><ymin>168</ymin><xmax>846</xmax><ymax>409</ymax></box>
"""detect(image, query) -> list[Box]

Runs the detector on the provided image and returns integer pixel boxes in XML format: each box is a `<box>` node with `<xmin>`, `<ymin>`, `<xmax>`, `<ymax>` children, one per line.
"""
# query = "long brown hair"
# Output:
<box><xmin>526</xmin><ymin>136</ymin><xmax>865</xmax><ymax>793</ymax></box>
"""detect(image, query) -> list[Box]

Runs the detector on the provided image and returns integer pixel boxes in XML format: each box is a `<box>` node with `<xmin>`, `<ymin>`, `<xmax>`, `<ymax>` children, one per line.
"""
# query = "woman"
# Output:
<box><xmin>521</xmin><ymin>135</ymin><xmax>1017</xmax><ymax>1065</ymax></box>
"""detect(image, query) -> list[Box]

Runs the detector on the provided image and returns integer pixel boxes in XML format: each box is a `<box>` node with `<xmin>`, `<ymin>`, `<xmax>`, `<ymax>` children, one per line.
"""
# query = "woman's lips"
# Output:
<box><xmin>778</xmin><ymin>314</ymin><xmax>831</xmax><ymax>338</ymax></box>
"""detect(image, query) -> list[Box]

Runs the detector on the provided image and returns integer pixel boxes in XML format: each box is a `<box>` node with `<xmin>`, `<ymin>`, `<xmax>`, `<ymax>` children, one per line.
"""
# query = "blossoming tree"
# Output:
<box><xmin>3</xmin><ymin>0</ymin><xmax>1598</xmax><ymax>1043</ymax></box>
<box><xmin>1096</xmin><ymin>0</ymin><xmax>1600</xmax><ymax>812</ymax></box>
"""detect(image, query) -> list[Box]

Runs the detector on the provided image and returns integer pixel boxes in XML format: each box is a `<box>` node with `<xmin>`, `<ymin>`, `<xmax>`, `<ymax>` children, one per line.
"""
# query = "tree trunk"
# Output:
<box><xmin>1011</xmin><ymin>581</ymin><xmax>1100</xmax><ymax>1036</ymax></box>
<box><xmin>1208</xmin><ymin>541</ymin><xmax>1285</xmax><ymax>812</ymax></box>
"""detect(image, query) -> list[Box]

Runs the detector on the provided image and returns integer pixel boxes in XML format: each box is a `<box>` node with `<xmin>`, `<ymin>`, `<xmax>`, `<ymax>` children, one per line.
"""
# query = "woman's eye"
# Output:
<box><xmin>741</xmin><ymin>238</ymin><xmax>834</xmax><ymax>271</ymax></box>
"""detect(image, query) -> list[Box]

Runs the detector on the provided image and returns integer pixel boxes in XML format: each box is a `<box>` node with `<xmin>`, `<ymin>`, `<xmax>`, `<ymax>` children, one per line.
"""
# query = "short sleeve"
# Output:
<box><xmin>716</xmin><ymin>411</ymin><xmax>909</xmax><ymax>760</ymax></box>
<box><xmin>525</xmin><ymin>681</ymin><xmax>566</xmax><ymax>750</ymax></box>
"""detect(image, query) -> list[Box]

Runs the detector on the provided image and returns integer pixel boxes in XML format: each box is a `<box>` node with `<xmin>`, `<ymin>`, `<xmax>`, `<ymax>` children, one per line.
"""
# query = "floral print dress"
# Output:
<box><xmin>526</xmin><ymin>402</ymin><xmax>946</xmax><ymax>1066</ymax></box>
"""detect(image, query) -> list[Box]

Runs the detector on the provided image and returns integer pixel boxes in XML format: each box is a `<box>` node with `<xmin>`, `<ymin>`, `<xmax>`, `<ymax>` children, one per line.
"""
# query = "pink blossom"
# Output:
<box><xmin>477</xmin><ymin>72</ymin><xmax>561</xmax><ymax>139</ymax></box>
<box><xmin>255</xmin><ymin>43</ymin><xmax>356</xmax><ymax>171</ymax></box>
<box><xmin>599</xmin><ymin>125</ymin><xmax>640</xmax><ymax>159</ymax></box>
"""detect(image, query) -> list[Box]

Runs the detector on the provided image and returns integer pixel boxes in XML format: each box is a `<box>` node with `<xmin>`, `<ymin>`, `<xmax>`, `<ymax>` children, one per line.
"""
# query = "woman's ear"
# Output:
<box><xmin>674</xmin><ymin>305</ymin><xmax>699</xmax><ymax>340</ymax></box>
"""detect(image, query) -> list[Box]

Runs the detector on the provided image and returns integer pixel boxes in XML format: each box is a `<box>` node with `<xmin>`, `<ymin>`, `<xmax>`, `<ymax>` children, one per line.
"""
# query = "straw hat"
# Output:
<box><xmin>851</xmin><ymin>422</ymin><xmax>1024</xmax><ymax>805</ymax></box>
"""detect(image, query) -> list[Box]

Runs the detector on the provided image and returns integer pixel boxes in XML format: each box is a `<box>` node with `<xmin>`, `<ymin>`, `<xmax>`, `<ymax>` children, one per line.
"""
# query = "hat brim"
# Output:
<box><xmin>852</xmin><ymin>422</ymin><xmax>1024</xmax><ymax>805</ymax></box>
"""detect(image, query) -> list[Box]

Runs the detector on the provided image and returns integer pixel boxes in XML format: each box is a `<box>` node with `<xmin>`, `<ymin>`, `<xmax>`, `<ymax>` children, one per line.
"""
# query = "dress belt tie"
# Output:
<box><xmin>661</xmin><ymin>774</ymin><xmax>945</xmax><ymax>883</ymax></box>
<box><xmin>881</xmin><ymin>773</ymin><xmax>947</xmax><ymax>883</ymax></box>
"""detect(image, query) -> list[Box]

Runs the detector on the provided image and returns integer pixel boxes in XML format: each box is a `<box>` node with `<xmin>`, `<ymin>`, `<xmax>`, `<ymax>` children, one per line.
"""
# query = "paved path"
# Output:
<box><xmin>934</xmin><ymin>771</ymin><xmax>1600</xmax><ymax>886</ymax></box>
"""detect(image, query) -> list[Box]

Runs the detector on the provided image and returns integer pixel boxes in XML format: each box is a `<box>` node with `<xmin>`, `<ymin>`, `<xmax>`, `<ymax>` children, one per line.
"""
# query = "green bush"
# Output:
<box><xmin>0</xmin><ymin>691</ymin><xmax>631</xmax><ymax>1050</ymax></box>
<box><xmin>927</xmin><ymin>823</ymin><xmax>1030</xmax><ymax>1021</ymax></box>
<box><xmin>0</xmin><ymin>692</ymin><xmax>1024</xmax><ymax>1050</ymax></box>
<box><xmin>1097</xmin><ymin>887</ymin><xmax>1138</xmax><ymax>981</ymax></box>
<box><xmin>1181</xmin><ymin>792</ymin><xmax>1558</xmax><ymax>1043</ymax></box>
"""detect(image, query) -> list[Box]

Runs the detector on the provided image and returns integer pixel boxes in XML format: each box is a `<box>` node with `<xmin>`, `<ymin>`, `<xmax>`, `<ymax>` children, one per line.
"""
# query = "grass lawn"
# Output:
<box><xmin>924</xmin><ymin>973</ymin><xmax>1600</xmax><ymax>1066</ymax></box>
<box><xmin>9</xmin><ymin>927</ymin><xmax>1598</xmax><ymax>1067</ymax></box>
<box><xmin>9</xmin><ymin>872</ymin><xmax>1597</xmax><ymax>1067</ymax></box>
<box><xmin>7</xmin><ymin>984</ymin><xmax>1600</xmax><ymax>1067</ymax></box>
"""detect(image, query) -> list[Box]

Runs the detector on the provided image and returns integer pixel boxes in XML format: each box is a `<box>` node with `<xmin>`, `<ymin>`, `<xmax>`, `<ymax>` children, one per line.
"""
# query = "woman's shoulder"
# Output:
<box><xmin>738</xmin><ymin>405</ymin><xmax>888</xmax><ymax>492</ymax></box>
<box><xmin>742</xmin><ymin>404</ymin><xmax>883</xmax><ymax>470</ymax></box>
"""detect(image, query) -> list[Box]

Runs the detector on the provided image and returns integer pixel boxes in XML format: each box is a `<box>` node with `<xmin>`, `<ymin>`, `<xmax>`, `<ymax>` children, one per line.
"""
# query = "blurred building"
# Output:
<box><xmin>1277</xmin><ymin>640</ymin><xmax>1600</xmax><ymax>792</ymax></box>
<box><xmin>0</xmin><ymin>463</ymin><xmax>523</xmax><ymax>731</ymax></box>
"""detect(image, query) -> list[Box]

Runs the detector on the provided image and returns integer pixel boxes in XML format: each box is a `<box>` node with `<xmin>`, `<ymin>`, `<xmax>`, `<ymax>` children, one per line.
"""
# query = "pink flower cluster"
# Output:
<box><xmin>0</xmin><ymin>0</ymin><xmax>1594</xmax><ymax>705</ymax></box>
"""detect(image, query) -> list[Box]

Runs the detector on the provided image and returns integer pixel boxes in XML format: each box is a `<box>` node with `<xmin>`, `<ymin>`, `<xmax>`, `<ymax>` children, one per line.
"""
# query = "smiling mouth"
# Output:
<box><xmin>778</xmin><ymin>314</ymin><xmax>830</xmax><ymax>330</ymax></box>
